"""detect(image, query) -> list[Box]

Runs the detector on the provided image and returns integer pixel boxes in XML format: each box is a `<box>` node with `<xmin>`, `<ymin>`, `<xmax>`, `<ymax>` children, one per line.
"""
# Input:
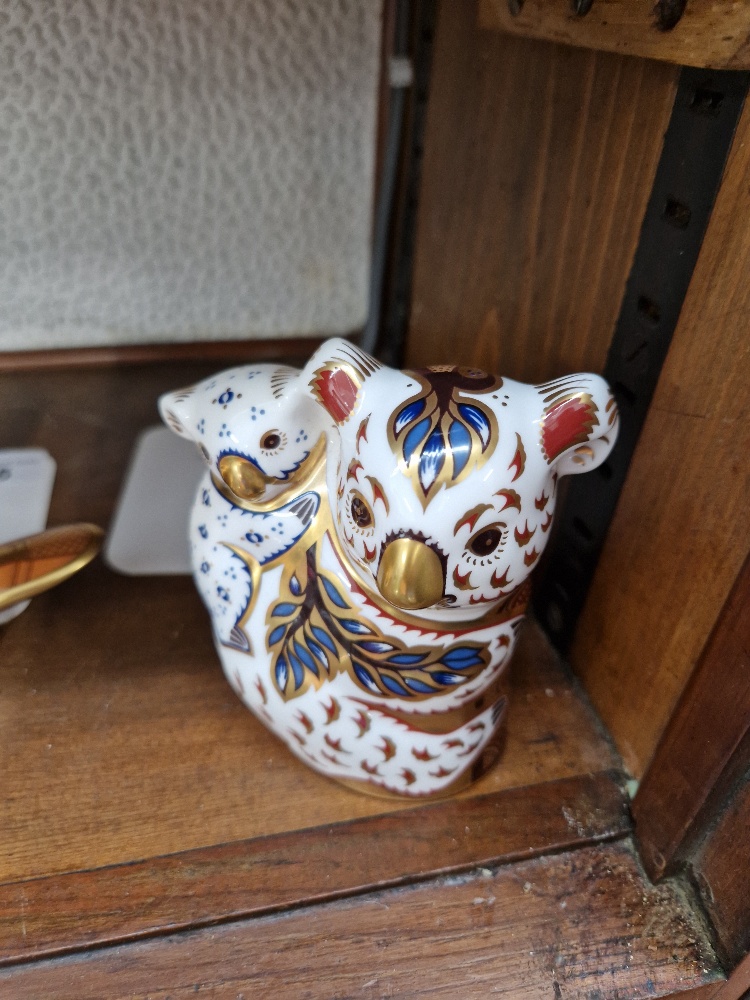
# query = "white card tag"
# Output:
<box><xmin>0</xmin><ymin>448</ymin><xmax>57</xmax><ymax>623</ymax></box>
<box><xmin>0</xmin><ymin>449</ymin><xmax>57</xmax><ymax>545</ymax></box>
<box><xmin>105</xmin><ymin>427</ymin><xmax>205</xmax><ymax>575</ymax></box>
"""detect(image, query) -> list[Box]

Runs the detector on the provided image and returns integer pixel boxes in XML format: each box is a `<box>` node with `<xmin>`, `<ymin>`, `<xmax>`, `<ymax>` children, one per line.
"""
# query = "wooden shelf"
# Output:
<box><xmin>0</xmin><ymin>364</ymin><xmax>724</xmax><ymax>994</ymax></box>
<box><xmin>1</xmin><ymin>842</ymin><xmax>723</xmax><ymax>999</ymax></box>
<box><xmin>478</xmin><ymin>0</ymin><xmax>750</xmax><ymax>71</ymax></box>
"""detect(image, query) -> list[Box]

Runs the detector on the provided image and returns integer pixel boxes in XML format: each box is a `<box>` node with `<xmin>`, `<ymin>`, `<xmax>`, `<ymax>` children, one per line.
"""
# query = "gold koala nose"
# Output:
<box><xmin>376</xmin><ymin>538</ymin><xmax>444</xmax><ymax>611</ymax></box>
<box><xmin>218</xmin><ymin>455</ymin><xmax>267</xmax><ymax>501</ymax></box>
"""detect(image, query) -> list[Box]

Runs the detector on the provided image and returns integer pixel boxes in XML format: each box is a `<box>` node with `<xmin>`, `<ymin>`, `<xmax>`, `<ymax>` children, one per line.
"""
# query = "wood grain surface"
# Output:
<box><xmin>707</xmin><ymin>950</ymin><xmax>750</xmax><ymax>1000</ymax></box>
<box><xmin>634</xmin><ymin>554</ymin><xmax>750</xmax><ymax>879</ymax></box>
<box><xmin>692</xmin><ymin>776</ymin><xmax>750</xmax><ymax>970</ymax></box>
<box><xmin>1</xmin><ymin>557</ymin><xmax>618</xmax><ymax>883</ymax></box>
<box><xmin>479</xmin><ymin>0</ymin><xmax>750</xmax><ymax>71</ymax></box>
<box><xmin>405</xmin><ymin>1</ymin><xmax>678</xmax><ymax>383</ymax></box>
<box><xmin>0</xmin><ymin>841</ymin><xmax>722</xmax><ymax>999</ymax></box>
<box><xmin>0</xmin><ymin>771</ymin><xmax>629</xmax><ymax>966</ymax></box>
<box><xmin>0</xmin><ymin>337</ymin><xmax>325</xmax><ymax>372</ymax></box>
<box><xmin>572</xmin><ymin>92</ymin><xmax>750</xmax><ymax>777</ymax></box>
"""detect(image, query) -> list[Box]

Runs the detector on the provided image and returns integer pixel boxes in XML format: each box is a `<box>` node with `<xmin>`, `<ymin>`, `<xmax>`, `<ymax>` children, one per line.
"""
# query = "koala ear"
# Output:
<box><xmin>537</xmin><ymin>374</ymin><xmax>619</xmax><ymax>476</ymax></box>
<box><xmin>158</xmin><ymin>385</ymin><xmax>197</xmax><ymax>441</ymax></box>
<box><xmin>302</xmin><ymin>338</ymin><xmax>383</xmax><ymax>424</ymax></box>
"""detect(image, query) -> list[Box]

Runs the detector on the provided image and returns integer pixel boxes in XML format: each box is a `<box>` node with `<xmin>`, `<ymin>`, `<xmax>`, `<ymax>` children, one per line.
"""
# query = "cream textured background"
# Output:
<box><xmin>0</xmin><ymin>0</ymin><xmax>381</xmax><ymax>350</ymax></box>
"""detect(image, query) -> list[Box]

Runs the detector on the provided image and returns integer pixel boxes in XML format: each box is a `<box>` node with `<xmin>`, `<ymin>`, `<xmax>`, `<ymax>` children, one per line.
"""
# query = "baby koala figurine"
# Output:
<box><xmin>160</xmin><ymin>339</ymin><xmax>618</xmax><ymax>797</ymax></box>
<box><xmin>160</xmin><ymin>363</ymin><xmax>325</xmax><ymax>652</ymax></box>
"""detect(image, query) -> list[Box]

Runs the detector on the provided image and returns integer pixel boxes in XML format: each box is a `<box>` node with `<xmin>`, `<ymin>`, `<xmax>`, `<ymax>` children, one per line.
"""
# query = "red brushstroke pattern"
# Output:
<box><xmin>495</xmin><ymin>489</ymin><xmax>522</xmax><ymax>512</ymax></box>
<box><xmin>314</xmin><ymin>368</ymin><xmax>359</xmax><ymax>423</ymax></box>
<box><xmin>542</xmin><ymin>395</ymin><xmax>597</xmax><ymax>462</ymax></box>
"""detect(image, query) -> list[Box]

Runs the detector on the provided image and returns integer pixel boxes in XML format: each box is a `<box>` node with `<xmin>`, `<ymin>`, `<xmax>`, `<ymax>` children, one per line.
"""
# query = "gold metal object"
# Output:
<box><xmin>212</xmin><ymin>433</ymin><xmax>327</xmax><ymax>512</ymax></box>
<box><xmin>217</xmin><ymin>454</ymin><xmax>267</xmax><ymax>501</ymax></box>
<box><xmin>376</xmin><ymin>537</ymin><xmax>444</xmax><ymax>610</ymax></box>
<box><xmin>0</xmin><ymin>523</ymin><xmax>104</xmax><ymax>613</ymax></box>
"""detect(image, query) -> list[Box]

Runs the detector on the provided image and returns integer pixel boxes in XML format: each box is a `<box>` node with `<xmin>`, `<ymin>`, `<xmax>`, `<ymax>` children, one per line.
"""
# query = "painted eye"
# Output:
<box><xmin>261</xmin><ymin>431</ymin><xmax>282</xmax><ymax>451</ymax></box>
<box><xmin>350</xmin><ymin>494</ymin><xmax>373</xmax><ymax>529</ymax></box>
<box><xmin>468</xmin><ymin>526</ymin><xmax>503</xmax><ymax>557</ymax></box>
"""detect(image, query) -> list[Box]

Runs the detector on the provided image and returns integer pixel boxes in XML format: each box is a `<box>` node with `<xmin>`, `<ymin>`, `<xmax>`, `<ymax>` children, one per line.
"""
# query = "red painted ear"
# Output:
<box><xmin>540</xmin><ymin>393</ymin><xmax>599</xmax><ymax>464</ymax></box>
<box><xmin>536</xmin><ymin>374</ymin><xmax>619</xmax><ymax>475</ymax></box>
<box><xmin>311</xmin><ymin>366</ymin><xmax>360</xmax><ymax>424</ymax></box>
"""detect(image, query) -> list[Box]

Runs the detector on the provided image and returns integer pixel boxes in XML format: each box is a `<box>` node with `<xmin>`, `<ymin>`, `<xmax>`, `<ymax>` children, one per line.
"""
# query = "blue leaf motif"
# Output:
<box><xmin>457</xmin><ymin>404</ymin><xmax>491</xmax><ymax>450</ymax></box>
<box><xmin>268</xmin><ymin>625</ymin><xmax>286</xmax><ymax>646</ymax></box>
<box><xmin>293</xmin><ymin>640</ymin><xmax>318</xmax><ymax>676</ymax></box>
<box><xmin>311</xmin><ymin>625</ymin><xmax>337</xmax><ymax>654</ymax></box>
<box><xmin>430</xmin><ymin>671</ymin><xmax>464</xmax><ymax>686</ymax></box>
<box><xmin>443</xmin><ymin>646</ymin><xmax>484</xmax><ymax>669</ymax></box>
<box><xmin>359</xmin><ymin>641</ymin><xmax>396</xmax><ymax>654</ymax></box>
<box><xmin>353</xmin><ymin>663</ymin><xmax>381</xmax><ymax>694</ymax></box>
<box><xmin>381</xmin><ymin>674</ymin><xmax>410</xmax><ymax>696</ymax></box>
<box><xmin>308</xmin><ymin>638</ymin><xmax>329</xmax><ymax>667</ymax></box>
<box><xmin>448</xmin><ymin>420</ymin><xmax>472</xmax><ymax>479</ymax></box>
<box><xmin>275</xmin><ymin>657</ymin><xmax>289</xmax><ymax>691</ymax></box>
<box><xmin>388</xmin><ymin>653</ymin><xmax>428</xmax><ymax>666</ymax></box>
<box><xmin>418</xmin><ymin>426</ymin><xmax>446</xmax><ymax>494</ymax></box>
<box><xmin>394</xmin><ymin>399</ymin><xmax>426</xmax><ymax>435</ymax></box>
<box><xmin>402</xmin><ymin>417</ymin><xmax>432</xmax><ymax>465</ymax></box>
<box><xmin>339</xmin><ymin>618</ymin><xmax>374</xmax><ymax>636</ymax></box>
<box><xmin>272</xmin><ymin>602</ymin><xmax>298</xmax><ymax>618</ymax></box>
<box><xmin>404</xmin><ymin>677</ymin><xmax>435</xmax><ymax>694</ymax></box>
<box><xmin>289</xmin><ymin>652</ymin><xmax>306</xmax><ymax>689</ymax></box>
<box><xmin>321</xmin><ymin>576</ymin><xmax>350</xmax><ymax>609</ymax></box>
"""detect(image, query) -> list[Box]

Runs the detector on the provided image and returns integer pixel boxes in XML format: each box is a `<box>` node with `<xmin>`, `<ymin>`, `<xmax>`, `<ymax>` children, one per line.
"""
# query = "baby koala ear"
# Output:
<box><xmin>158</xmin><ymin>385</ymin><xmax>197</xmax><ymax>441</ymax></box>
<box><xmin>301</xmin><ymin>337</ymin><xmax>383</xmax><ymax>424</ymax></box>
<box><xmin>537</xmin><ymin>373</ymin><xmax>619</xmax><ymax>476</ymax></box>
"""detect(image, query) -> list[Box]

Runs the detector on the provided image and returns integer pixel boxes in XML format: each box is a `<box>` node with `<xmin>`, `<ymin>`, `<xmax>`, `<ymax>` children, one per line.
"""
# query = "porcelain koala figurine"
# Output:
<box><xmin>310</xmin><ymin>341</ymin><xmax>618</xmax><ymax>619</ymax></box>
<box><xmin>160</xmin><ymin>339</ymin><xmax>618</xmax><ymax>798</ymax></box>
<box><xmin>159</xmin><ymin>363</ymin><xmax>325</xmax><ymax>651</ymax></box>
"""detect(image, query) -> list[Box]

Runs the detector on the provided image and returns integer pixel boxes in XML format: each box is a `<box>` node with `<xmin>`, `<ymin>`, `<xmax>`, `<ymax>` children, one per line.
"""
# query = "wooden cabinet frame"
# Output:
<box><xmin>0</xmin><ymin>1</ymin><xmax>748</xmax><ymax>995</ymax></box>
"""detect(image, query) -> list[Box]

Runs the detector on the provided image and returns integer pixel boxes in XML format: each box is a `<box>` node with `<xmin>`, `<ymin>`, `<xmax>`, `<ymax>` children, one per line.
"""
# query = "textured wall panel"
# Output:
<box><xmin>0</xmin><ymin>0</ymin><xmax>381</xmax><ymax>350</ymax></box>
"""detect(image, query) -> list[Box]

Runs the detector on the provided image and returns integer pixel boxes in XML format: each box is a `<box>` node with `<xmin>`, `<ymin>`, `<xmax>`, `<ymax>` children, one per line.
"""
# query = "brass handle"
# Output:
<box><xmin>0</xmin><ymin>523</ymin><xmax>104</xmax><ymax>613</ymax></box>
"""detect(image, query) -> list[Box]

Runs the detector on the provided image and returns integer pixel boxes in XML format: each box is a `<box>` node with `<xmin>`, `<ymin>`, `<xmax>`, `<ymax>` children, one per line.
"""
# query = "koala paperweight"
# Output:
<box><xmin>159</xmin><ymin>339</ymin><xmax>618</xmax><ymax>798</ymax></box>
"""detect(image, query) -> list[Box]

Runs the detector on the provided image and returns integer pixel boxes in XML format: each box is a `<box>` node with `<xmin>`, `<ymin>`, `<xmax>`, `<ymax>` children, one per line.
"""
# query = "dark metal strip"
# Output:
<box><xmin>376</xmin><ymin>0</ymin><xmax>438</xmax><ymax>368</ymax></box>
<box><xmin>533</xmin><ymin>66</ymin><xmax>750</xmax><ymax>650</ymax></box>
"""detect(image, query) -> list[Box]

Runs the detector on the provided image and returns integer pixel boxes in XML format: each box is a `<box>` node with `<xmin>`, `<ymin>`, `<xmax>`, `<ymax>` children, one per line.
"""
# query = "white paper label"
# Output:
<box><xmin>0</xmin><ymin>448</ymin><xmax>57</xmax><ymax>622</ymax></box>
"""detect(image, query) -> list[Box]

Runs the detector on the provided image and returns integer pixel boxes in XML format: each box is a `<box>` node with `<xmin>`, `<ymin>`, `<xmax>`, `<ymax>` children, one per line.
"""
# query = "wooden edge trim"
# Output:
<box><xmin>674</xmin><ymin>986</ymin><xmax>728</xmax><ymax>1000</ymax></box>
<box><xmin>0</xmin><ymin>770</ymin><xmax>630</xmax><ymax>968</ymax></box>
<box><xmin>0</xmin><ymin>337</ymin><xmax>332</xmax><ymax>372</ymax></box>
<box><xmin>708</xmin><ymin>950</ymin><xmax>750</xmax><ymax>1000</ymax></box>
<box><xmin>477</xmin><ymin>0</ymin><xmax>750</xmax><ymax>71</ymax></box>
<box><xmin>633</xmin><ymin>553</ymin><xmax>750</xmax><ymax>881</ymax></box>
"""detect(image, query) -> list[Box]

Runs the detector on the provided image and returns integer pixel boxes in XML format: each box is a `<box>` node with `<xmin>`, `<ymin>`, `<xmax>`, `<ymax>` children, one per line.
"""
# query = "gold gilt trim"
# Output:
<box><xmin>325</xmin><ymin>525</ymin><xmax>530</xmax><ymax>636</ymax></box>
<box><xmin>250</xmin><ymin>473</ymin><xmax>530</xmax><ymax>637</ymax></box>
<box><xmin>387</xmin><ymin>370</ymin><xmax>501</xmax><ymax>511</ymax></box>
<box><xmin>0</xmin><ymin>523</ymin><xmax>103</xmax><ymax>612</ymax></box>
<box><xmin>349</xmin><ymin>669</ymin><xmax>513</xmax><ymax>736</ymax></box>
<box><xmin>215</xmin><ymin>441</ymin><xmax>530</xmax><ymax>710</ymax></box>
<box><xmin>210</xmin><ymin>432</ymin><xmax>327</xmax><ymax>513</ymax></box>
<box><xmin>220</xmin><ymin>543</ymin><xmax>264</xmax><ymax>654</ymax></box>
<box><xmin>265</xmin><ymin>545</ymin><xmax>496</xmax><ymax>703</ymax></box>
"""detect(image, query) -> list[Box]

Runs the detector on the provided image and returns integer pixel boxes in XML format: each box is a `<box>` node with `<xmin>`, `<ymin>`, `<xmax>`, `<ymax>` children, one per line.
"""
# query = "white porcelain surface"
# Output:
<box><xmin>160</xmin><ymin>339</ymin><xmax>618</xmax><ymax>797</ymax></box>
